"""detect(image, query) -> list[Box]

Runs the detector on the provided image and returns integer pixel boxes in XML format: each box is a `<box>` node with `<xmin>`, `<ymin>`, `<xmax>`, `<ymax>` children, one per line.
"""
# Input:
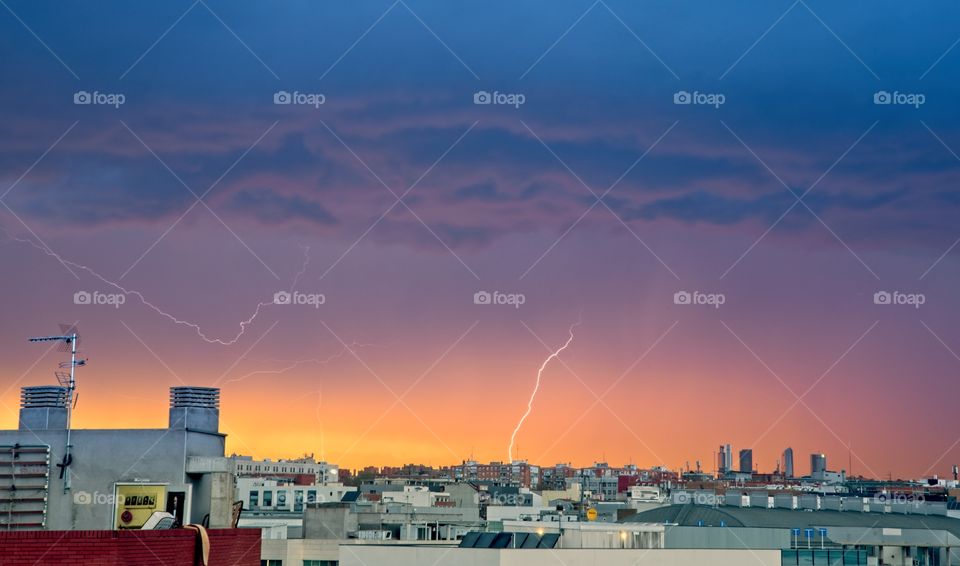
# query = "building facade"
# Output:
<box><xmin>231</xmin><ymin>454</ymin><xmax>339</xmax><ymax>485</ymax></box>
<box><xmin>718</xmin><ymin>444</ymin><xmax>733</xmax><ymax>474</ymax></box>
<box><xmin>739</xmin><ymin>449</ymin><xmax>753</xmax><ymax>474</ymax></box>
<box><xmin>783</xmin><ymin>447</ymin><xmax>794</xmax><ymax>478</ymax></box>
<box><xmin>811</xmin><ymin>453</ymin><xmax>827</xmax><ymax>475</ymax></box>
<box><xmin>452</xmin><ymin>460</ymin><xmax>539</xmax><ymax>489</ymax></box>
<box><xmin>0</xmin><ymin>386</ymin><xmax>235</xmax><ymax>530</ymax></box>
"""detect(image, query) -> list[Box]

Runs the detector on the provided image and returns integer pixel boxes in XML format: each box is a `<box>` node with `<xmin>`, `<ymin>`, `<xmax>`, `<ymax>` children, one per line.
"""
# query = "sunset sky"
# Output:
<box><xmin>1</xmin><ymin>1</ymin><xmax>959</xmax><ymax>479</ymax></box>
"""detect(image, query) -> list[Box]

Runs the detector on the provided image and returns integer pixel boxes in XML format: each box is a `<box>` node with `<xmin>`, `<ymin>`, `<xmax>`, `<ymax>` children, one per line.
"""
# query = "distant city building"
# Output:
<box><xmin>811</xmin><ymin>453</ymin><xmax>827</xmax><ymax>475</ymax></box>
<box><xmin>381</xmin><ymin>485</ymin><xmax>453</xmax><ymax>508</ymax></box>
<box><xmin>739</xmin><ymin>449</ymin><xmax>753</xmax><ymax>474</ymax></box>
<box><xmin>541</xmin><ymin>463</ymin><xmax>577</xmax><ymax>490</ymax></box>
<box><xmin>807</xmin><ymin>453</ymin><xmax>845</xmax><ymax>484</ymax></box>
<box><xmin>378</xmin><ymin>464</ymin><xmax>446</xmax><ymax>480</ymax></box>
<box><xmin>451</xmin><ymin>460</ymin><xmax>539</xmax><ymax>489</ymax></box>
<box><xmin>238</xmin><ymin>477</ymin><xmax>355</xmax><ymax>513</ymax></box>
<box><xmin>574</xmin><ymin>474</ymin><xmax>618</xmax><ymax>501</ymax></box>
<box><xmin>718</xmin><ymin>444</ymin><xmax>733</xmax><ymax>474</ymax></box>
<box><xmin>230</xmin><ymin>454</ymin><xmax>339</xmax><ymax>485</ymax></box>
<box><xmin>783</xmin><ymin>448</ymin><xmax>794</xmax><ymax>478</ymax></box>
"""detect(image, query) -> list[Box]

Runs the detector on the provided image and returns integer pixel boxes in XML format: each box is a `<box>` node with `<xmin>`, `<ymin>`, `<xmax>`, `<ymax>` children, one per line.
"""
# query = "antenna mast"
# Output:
<box><xmin>28</xmin><ymin>325</ymin><xmax>85</xmax><ymax>493</ymax></box>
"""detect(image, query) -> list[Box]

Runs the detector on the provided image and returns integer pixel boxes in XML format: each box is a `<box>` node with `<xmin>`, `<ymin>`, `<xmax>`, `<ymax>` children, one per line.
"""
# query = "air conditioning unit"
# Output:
<box><xmin>141</xmin><ymin>512</ymin><xmax>177</xmax><ymax>530</ymax></box>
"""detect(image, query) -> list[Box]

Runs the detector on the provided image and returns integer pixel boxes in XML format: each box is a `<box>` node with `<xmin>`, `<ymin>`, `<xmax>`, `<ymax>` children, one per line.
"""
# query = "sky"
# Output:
<box><xmin>1</xmin><ymin>1</ymin><xmax>959</xmax><ymax>479</ymax></box>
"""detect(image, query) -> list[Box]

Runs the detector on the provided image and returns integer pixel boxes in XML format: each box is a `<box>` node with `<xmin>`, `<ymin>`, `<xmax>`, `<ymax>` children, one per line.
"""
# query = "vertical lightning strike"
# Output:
<box><xmin>315</xmin><ymin>387</ymin><xmax>325</xmax><ymax>462</ymax></box>
<box><xmin>1</xmin><ymin>226</ymin><xmax>300</xmax><ymax>346</ymax></box>
<box><xmin>508</xmin><ymin>318</ymin><xmax>581</xmax><ymax>462</ymax></box>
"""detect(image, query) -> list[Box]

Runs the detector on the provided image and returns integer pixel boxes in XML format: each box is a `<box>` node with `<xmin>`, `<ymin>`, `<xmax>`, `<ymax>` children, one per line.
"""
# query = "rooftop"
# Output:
<box><xmin>624</xmin><ymin>504</ymin><xmax>960</xmax><ymax>539</ymax></box>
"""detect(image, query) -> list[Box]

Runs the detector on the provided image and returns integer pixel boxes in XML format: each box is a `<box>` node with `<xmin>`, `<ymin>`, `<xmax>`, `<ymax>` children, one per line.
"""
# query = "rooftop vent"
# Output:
<box><xmin>170</xmin><ymin>387</ymin><xmax>219</xmax><ymax>409</ymax></box>
<box><xmin>19</xmin><ymin>386</ymin><xmax>68</xmax><ymax>430</ymax></box>
<box><xmin>168</xmin><ymin>387</ymin><xmax>220</xmax><ymax>433</ymax></box>
<box><xmin>21</xmin><ymin>386</ymin><xmax>69</xmax><ymax>409</ymax></box>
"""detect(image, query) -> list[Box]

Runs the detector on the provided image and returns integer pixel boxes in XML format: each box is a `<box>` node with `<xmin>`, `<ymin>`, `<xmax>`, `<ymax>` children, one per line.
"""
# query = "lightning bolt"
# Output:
<box><xmin>225</xmin><ymin>341</ymin><xmax>383</xmax><ymax>463</ymax></box>
<box><xmin>315</xmin><ymin>387</ymin><xmax>325</xmax><ymax>462</ymax></box>
<box><xmin>221</xmin><ymin>341</ymin><xmax>382</xmax><ymax>385</ymax></box>
<box><xmin>289</xmin><ymin>244</ymin><xmax>310</xmax><ymax>292</ymax></box>
<box><xmin>508</xmin><ymin>318</ymin><xmax>581</xmax><ymax>462</ymax></box>
<box><xmin>1</xmin><ymin>226</ymin><xmax>301</xmax><ymax>346</ymax></box>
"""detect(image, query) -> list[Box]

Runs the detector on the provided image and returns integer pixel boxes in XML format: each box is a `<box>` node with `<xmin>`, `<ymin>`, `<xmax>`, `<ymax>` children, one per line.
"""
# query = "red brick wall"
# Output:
<box><xmin>0</xmin><ymin>528</ymin><xmax>261</xmax><ymax>565</ymax></box>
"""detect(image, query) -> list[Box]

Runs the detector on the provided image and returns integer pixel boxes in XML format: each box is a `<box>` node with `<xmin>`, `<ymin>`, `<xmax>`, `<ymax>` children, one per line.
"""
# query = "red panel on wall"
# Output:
<box><xmin>0</xmin><ymin>528</ymin><xmax>261</xmax><ymax>565</ymax></box>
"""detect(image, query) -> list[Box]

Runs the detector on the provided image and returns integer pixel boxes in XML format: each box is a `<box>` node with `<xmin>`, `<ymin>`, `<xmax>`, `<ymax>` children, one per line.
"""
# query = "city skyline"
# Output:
<box><xmin>2</xmin><ymin>1</ymin><xmax>960</xmax><ymax>481</ymax></box>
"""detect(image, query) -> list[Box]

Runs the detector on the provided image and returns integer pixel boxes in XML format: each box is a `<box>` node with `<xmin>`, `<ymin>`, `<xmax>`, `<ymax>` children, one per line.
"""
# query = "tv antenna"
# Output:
<box><xmin>28</xmin><ymin>324</ymin><xmax>86</xmax><ymax>493</ymax></box>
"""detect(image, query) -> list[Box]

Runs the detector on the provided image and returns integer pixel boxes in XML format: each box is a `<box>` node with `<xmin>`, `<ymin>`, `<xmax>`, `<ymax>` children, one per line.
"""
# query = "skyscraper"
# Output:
<box><xmin>783</xmin><ymin>447</ymin><xmax>794</xmax><ymax>478</ymax></box>
<box><xmin>739</xmin><ymin>449</ymin><xmax>753</xmax><ymax>474</ymax></box>
<box><xmin>718</xmin><ymin>444</ymin><xmax>733</xmax><ymax>474</ymax></box>
<box><xmin>811</xmin><ymin>453</ymin><xmax>827</xmax><ymax>475</ymax></box>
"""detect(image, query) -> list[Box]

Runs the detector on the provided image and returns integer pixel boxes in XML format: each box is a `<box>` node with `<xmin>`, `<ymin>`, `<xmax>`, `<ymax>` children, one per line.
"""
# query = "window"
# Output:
<box><xmin>294</xmin><ymin>490</ymin><xmax>304</xmax><ymax>512</ymax></box>
<box><xmin>303</xmin><ymin>561</ymin><xmax>337</xmax><ymax>566</ymax></box>
<box><xmin>307</xmin><ymin>490</ymin><xmax>317</xmax><ymax>504</ymax></box>
<box><xmin>261</xmin><ymin>561</ymin><xmax>282</xmax><ymax>566</ymax></box>
<box><xmin>277</xmin><ymin>490</ymin><xmax>287</xmax><ymax>509</ymax></box>
<box><xmin>249</xmin><ymin>491</ymin><xmax>259</xmax><ymax>508</ymax></box>
<box><xmin>263</xmin><ymin>491</ymin><xmax>273</xmax><ymax>507</ymax></box>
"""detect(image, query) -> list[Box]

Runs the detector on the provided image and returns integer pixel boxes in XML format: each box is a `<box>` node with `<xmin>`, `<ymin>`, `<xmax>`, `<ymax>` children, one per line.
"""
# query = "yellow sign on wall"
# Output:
<box><xmin>586</xmin><ymin>508</ymin><xmax>598</xmax><ymax>521</ymax></box>
<box><xmin>114</xmin><ymin>484</ymin><xmax>166</xmax><ymax>529</ymax></box>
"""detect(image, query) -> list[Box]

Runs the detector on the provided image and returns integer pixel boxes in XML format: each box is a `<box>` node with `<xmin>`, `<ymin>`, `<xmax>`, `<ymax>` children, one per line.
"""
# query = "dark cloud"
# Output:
<box><xmin>1</xmin><ymin>0</ymin><xmax>959</xmax><ymax>253</ymax></box>
<box><xmin>630</xmin><ymin>188</ymin><xmax>910</xmax><ymax>226</ymax></box>
<box><xmin>9</xmin><ymin>154</ymin><xmax>195</xmax><ymax>225</ymax></box>
<box><xmin>374</xmin><ymin>218</ymin><xmax>498</xmax><ymax>250</ymax></box>
<box><xmin>452</xmin><ymin>180</ymin><xmax>508</xmax><ymax>202</ymax></box>
<box><xmin>226</xmin><ymin>188</ymin><xmax>337</xmax><ymax>226</ymax></box>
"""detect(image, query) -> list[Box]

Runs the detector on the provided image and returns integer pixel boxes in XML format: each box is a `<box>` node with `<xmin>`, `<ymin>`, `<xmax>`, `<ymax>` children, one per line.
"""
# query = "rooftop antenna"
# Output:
<box><xmin>28</xmin><ymin>324</ymin><xmax>85</xmax><ymax>493</ymax></box>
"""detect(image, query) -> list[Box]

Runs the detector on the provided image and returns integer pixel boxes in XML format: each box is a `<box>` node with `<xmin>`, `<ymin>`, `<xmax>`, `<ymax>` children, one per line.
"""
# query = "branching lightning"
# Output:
<box><xmin>1</xmin><ymin>226</ymin><xmax>304</xmax><ymax>346</ymax></box>
<box><xmin>289</xmin><ymin>244</ymin><xmax>310</xmax><ymax>292</ymax></box>
<box><xmin>508</xmin><ymin>318</ymin><xmax>581</xmax><ymax>462</ymax></box>
<box><xmin>221</xmin><ymin>341</ymin><xmax>382</xmax><ymax>385</ymax></box>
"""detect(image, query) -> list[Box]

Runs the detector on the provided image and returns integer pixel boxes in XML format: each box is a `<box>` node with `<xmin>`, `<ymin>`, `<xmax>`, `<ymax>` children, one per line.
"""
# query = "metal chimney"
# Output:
<box><xmin>169</xmin><ymin>387</ymin><xmax>220</xmax><ymax>433</ymax></box>
<box><xmin>19</xmin><ymin>386</ymin><xmax>69</xmax><ymax>430</ymax></box>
